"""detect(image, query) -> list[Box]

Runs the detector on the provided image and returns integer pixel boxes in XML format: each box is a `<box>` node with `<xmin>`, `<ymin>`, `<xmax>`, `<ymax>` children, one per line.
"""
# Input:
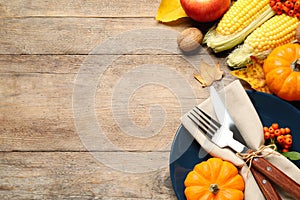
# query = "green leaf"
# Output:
<box><xmin>282</xmin><ymin>151</ymin><xmax>300</xmax><ymax>161</ymax></box>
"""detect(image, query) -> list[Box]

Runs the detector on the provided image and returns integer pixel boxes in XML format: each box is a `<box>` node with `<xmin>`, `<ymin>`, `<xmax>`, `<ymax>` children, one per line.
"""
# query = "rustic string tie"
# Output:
<box><xmin>236</xmin><ymin>144</ymin><xmax>279</xmax><ymax>176</ymax></box>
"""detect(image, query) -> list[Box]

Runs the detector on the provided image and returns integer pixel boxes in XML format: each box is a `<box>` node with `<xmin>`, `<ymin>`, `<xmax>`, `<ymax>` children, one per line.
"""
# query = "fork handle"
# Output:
<box><xmin>250</xmin><ymin>167</ymin><xmax>282</xmax><ymax>200</ymax></box>
<box><xmin>251</xmin><ymin>156</ymin><xmax>300</xmax><ymax>199</ymax></box>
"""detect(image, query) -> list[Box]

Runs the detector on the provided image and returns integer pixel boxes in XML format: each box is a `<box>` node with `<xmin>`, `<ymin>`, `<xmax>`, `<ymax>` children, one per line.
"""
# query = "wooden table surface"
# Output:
<box><xmin>2</xmin><ymin>1</ymin><xmax>298</xmax><ymax>200</ymax></box>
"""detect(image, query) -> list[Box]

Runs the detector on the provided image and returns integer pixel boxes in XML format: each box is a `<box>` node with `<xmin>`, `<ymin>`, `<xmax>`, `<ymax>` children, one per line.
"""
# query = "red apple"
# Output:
<box><xmin>180</xmin><ymin>0</ymin><xmax>231</xmax><ymax>22</ymax></box>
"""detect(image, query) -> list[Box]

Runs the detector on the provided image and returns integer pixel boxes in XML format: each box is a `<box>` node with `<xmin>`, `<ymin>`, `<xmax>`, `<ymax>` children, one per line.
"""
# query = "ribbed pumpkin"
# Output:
<box><xmin>184</xmin><ymin>158</ymin><xmax>245</xmax><ymax>200</ymax></box>
<box><xmin>263</xmin><ymin>43</ymin><xmax>300</xmax><ymax>101</ymax></box>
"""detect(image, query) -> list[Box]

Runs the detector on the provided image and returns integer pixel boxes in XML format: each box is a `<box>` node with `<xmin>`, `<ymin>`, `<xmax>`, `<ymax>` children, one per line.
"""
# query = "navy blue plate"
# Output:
<box><xmin>169</xmin><ymin>91</ymin><xmax>300</xmax><ymax>200</ymax></box>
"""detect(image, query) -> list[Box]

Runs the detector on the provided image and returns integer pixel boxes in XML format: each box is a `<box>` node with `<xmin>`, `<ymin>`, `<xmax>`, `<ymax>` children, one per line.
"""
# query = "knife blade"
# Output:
<box><xmin>188</xmin><ymin>105</ymin><xmax>283</xmax><ymax>200</ymax></box>
<box><xmin>209</xmin><ymin>86</ymin><xmax>286</xmax><ymax>200</ymax></box>
<box><xmin>209</xmin><ymin>86</ymin><xmax>248</xmax><ymax>146</ymax></box>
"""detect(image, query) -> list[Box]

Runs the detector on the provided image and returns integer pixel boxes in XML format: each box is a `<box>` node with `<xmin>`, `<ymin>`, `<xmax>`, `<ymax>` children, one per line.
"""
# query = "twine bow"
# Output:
<box><xmin>236</xmin><ymin>144</ymin><xmax>280</xmax><ymax>176</ymax></box>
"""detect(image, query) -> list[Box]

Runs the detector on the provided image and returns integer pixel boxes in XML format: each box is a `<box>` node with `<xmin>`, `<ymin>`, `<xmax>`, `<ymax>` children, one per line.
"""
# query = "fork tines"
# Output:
<box><xmin>188</xmin><ymin>107</ymin><xmax>221</xmax><ymax>139</ymax></box>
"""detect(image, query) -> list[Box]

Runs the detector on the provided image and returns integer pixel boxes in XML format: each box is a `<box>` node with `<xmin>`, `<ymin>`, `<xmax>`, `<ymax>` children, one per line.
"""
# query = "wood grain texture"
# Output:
<box><xmin>0</xmin><ymin>54</ymin><xmax>234</xmax><ymax>152</ymax></box>
<box><xmin>0</xmin><ymin>152</ymin><xmax>174</xmax><ymax>200</ymax></box>
<box><xmin>0</xmin><ymin>0</ymin><xmax>161</xmax><ymax>18</ymax></box>
<box><xmin>250</xmin><ymin>168</ymin><xmax>282</xmax><ymax>200</ymax></box>
<box><xmin>0</xmin><ymin>0</ymin><xmax>237</xmax><ymax>199</ymax></box>
<box><xmin>0</xmin><ymin>17</ymin><xmax>196</xmax><ymax>55</ymax></box>
<box><xmin>252</xmin><ymin>157</ymin><xmax>300</xmax><ymax>199</ymax></box>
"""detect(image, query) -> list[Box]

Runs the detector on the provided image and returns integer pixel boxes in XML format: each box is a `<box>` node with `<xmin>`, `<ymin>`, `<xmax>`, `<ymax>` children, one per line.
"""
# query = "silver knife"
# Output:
<box><xmin>209</xmin><ymin>86</ymin><xmax>247</xmax><ymax>146</ymax></box>
<box><xmin>209</xmin><ymin>86</ymin><xmax>300</xmax><ymax>200</ymax></box>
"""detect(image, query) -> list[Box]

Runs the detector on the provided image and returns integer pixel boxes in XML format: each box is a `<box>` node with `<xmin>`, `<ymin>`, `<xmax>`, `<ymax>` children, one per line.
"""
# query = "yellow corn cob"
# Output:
<box><xmin>227</xmin><ymin>15</ymin><xmax>299</xmax><ymax>68</ymax></box>
<box><xmin>217</xmin><ymin>0</ymin><xmax>271</xmax><ymax>35</ymax></box>
<box><xmin>203</xmin><ymin>0</ymin><xmax>275</xmax><ymax>53</ymax></box>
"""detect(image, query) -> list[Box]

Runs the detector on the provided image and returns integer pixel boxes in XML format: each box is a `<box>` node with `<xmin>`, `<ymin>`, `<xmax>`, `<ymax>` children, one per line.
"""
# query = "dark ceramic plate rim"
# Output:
<box><xmin>169</xmin><ymin>90</ymin><xmax>300</xmax><ymax>200</ymax></box>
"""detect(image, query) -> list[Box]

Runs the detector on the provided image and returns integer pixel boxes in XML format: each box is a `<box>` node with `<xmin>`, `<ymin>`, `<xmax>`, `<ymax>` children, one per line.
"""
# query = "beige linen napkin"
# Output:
<box><xmin>181</xmin><ymin>80</ymin><xmax>300</xmax><ymax>200</ymax></box>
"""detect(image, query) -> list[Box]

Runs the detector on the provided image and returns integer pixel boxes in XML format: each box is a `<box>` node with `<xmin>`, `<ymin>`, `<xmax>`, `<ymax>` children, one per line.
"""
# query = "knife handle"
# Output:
<box><xmin>251</xmin><ymin>156</ymin><xmax>300</xmax><ymax>199</ymax></box>
<box><xmin>250</xmin><ymin>167</ymin><xmax>282</xmax><ymax>200</ymax></box>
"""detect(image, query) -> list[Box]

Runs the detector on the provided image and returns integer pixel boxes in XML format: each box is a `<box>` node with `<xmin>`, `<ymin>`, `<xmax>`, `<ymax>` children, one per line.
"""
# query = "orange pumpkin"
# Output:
<box><xmin>263</xmin><ymin>43</ymin><xmax>300</xmax><ymax>101</ymax></box>
<box><xmin>184</xmin><ymin>157</ymin><xmax>245</xmax><ymax>200</ymax></box>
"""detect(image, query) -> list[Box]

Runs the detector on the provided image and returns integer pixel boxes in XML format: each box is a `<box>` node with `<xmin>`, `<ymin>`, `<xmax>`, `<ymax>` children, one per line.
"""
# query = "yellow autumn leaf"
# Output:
<box><xmin>231</xmin><ymin>56</ymin><xmax>272</xmax><ymax>94</ymax></box>
<box><xmin>156</xmin><ymin>0</ymin><xmax>188</xmax><ymax>22</ymax></box>
<box><xmin>194</xmin><ymin>61</ymin><xmax>223</xmax><ymax>87</ymax></box>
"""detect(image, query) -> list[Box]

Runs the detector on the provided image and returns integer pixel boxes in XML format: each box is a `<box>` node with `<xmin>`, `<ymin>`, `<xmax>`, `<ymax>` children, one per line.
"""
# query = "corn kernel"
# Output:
<box><xmin>216</xmin><ymin>0</ymin><xmax>271</xmax><ymax>35</ymax></box>
<box><xmin>245</xmin><ymin>14</ymin><xmax>299</xmax><ymax>53</ymax></box>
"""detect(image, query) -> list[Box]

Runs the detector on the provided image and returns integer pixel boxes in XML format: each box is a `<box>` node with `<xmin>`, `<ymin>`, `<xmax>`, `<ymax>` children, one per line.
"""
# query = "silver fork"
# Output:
<box><xmin>187</xmin><ymin>106</ymin><xmax>288</xmax><ymax>200</ymax></box>
<box><xmin>188</xmin><ymin>106</ymin><xmax>247</xmax><ymax>153</ymax></box>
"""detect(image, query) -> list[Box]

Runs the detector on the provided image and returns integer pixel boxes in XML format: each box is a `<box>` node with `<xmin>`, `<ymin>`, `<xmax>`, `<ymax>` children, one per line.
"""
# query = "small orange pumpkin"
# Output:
<box><xmin>263</xmin><ymin>43</ymin><xmax>300</xmax><ymax>101</ymax></box>
<box><xmin>184</xmin><ymin>157</ymin><xmax>245</xmax><ymax>200</ymax></box>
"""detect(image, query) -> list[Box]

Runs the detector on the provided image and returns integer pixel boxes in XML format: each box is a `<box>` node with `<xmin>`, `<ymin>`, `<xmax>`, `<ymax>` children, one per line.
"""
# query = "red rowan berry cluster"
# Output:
<box><xmin>270</xmin><ymin>0</ymin><xmax>300</xmax><ymax>19</ymax></box>
<box><xmin>263</xmin><ymin>123</ymin><xmax>293</xmax><ymax>153</ymax></box>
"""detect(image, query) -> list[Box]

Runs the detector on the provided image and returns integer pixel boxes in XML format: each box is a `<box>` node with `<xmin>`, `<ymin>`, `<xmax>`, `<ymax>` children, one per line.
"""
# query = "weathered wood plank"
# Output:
<box><xmin>0</xmin><ymin>0</ymin><xmax>161</xmax><ymax>18</ymax></box>
<box><xmin>0</xmin><ymin>55</ymin><xmax>236</xmax><ymax>151</ymax></box>
<box><xmin>0</xmin><ymin>152</ymin><xmax>176</xmax><ymax>200</ymax></box>
<box><xmin>0</xmin><ymin>17</ymin><xmax>195</xmax><ymax>55</ymax></box>
<box><xmin>0</xmin><ymin>55</ymin><xmax>84</xmax><ymax>73</ymax></box>
<box><xmin>0</xmin><ymin>1</ymin><xmax>239</xmax><ymax>200</ymax></box>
